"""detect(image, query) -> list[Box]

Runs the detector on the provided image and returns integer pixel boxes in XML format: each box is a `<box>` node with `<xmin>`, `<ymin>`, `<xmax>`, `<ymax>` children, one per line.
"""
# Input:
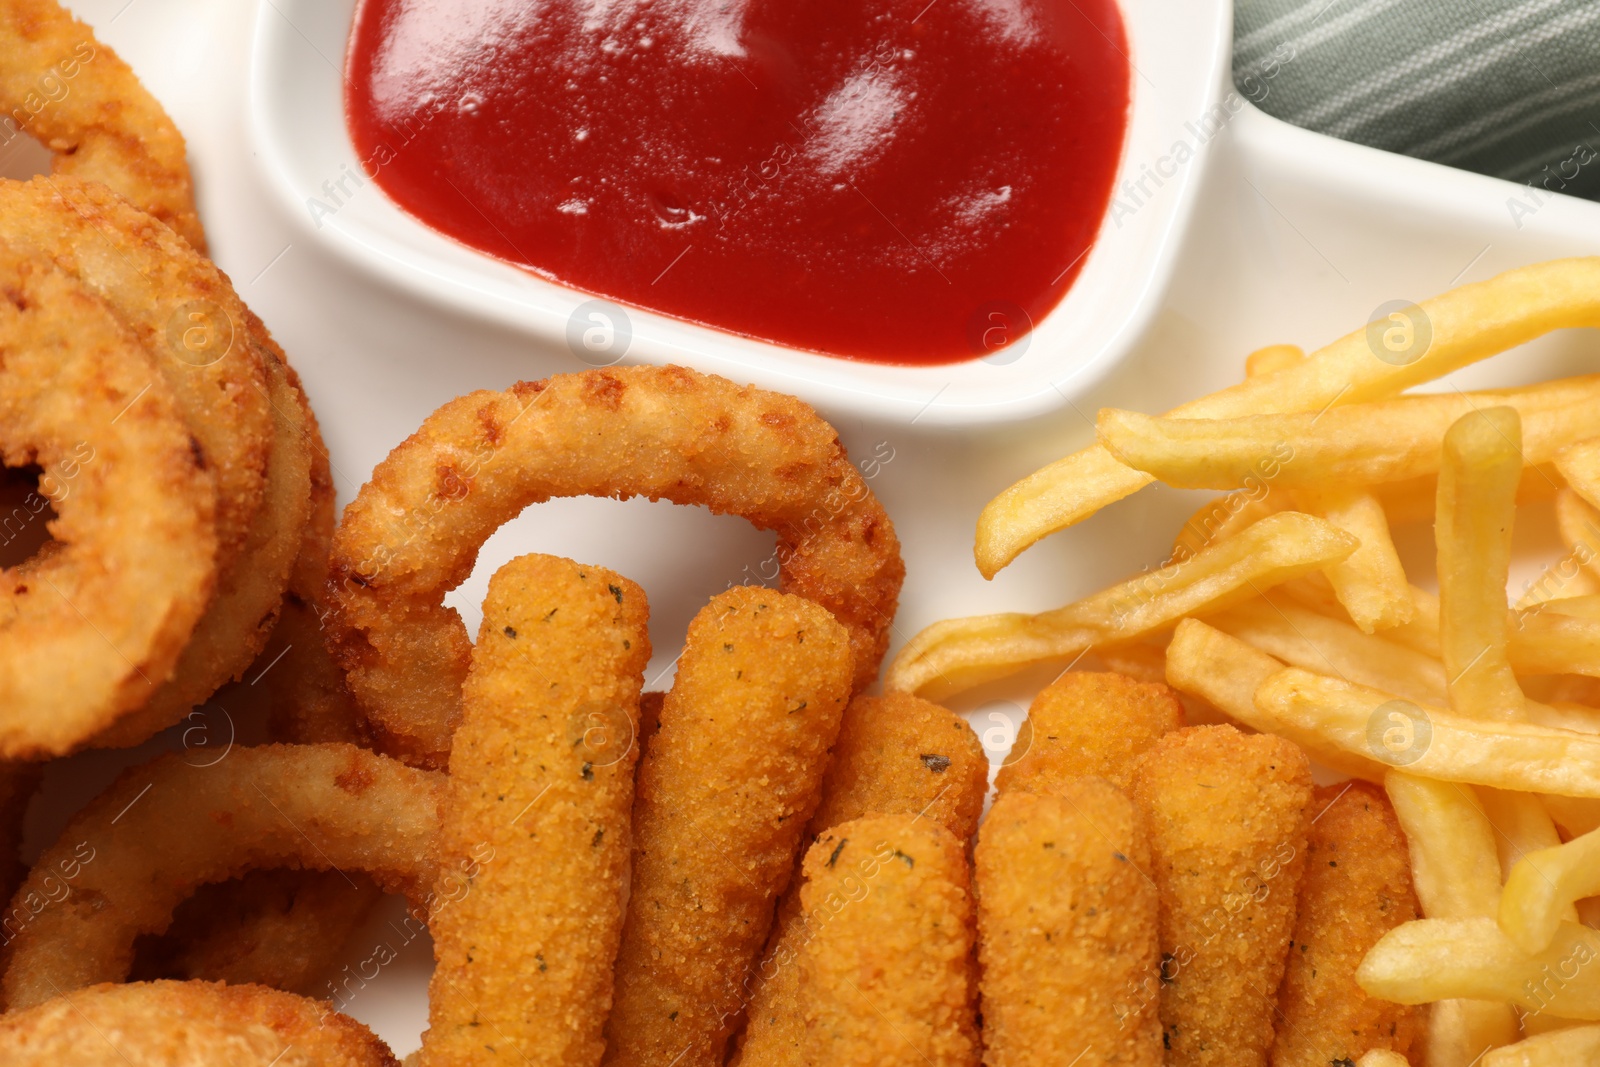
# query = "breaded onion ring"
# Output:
<box><xmin>0</xmin><ymin>241</ymin><xmax>216</xmax><ymax>756</ymax></box>
<box><xmin>93</xmin><ymin>340</ymin><xmax>313</xmax><ymax>747</ymax></box>
<box><xmin>130</xmin><ymin>869</ymin><xmax>382</xmax><ymax>997</ymax></box>
<box><xmin>0</xmin><ymin>178</ymin><xmax>267</xmax><ymax>569</ymax></box>
<box><xmin>0</xmin><ymin>763</ymin><xmax>39</xmax><ymax>905</ymax></box>
<box><xmin>0</xmin><ymin>980</ymin><xmax>397</xmax><ymax>1066</ymax></box>
<box><xmin>257</xmin><ymin>381</ymin><xmax>368</xmax><ymax>747</ymax></box>
<box><xmin>329</xmin><ymin>364</ymin><xmax>902</xmax><ymax>765</ymax></box>
<box><xmin>0</xmin><ymin>0</ymin><xmax>206</xmax><ymax>250</ymax></box>
<box><xmin>0</xmin><ymin>743</ymin><xmax>444</xmax><ymax>1010</ymax></box>
<box><xmin>130</xmin><ymin>386</ymin><xmax>380</xmax><ymax>996</ymax></box>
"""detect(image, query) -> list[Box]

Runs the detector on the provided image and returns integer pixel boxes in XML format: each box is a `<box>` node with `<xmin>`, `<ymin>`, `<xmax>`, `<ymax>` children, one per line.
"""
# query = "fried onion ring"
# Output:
<box><xmin>129</xmin><ymin>420</ymin><xmax>380</xmax><ymax>993</ymax></box>
<box><xmin>92</xmin><ymin>338</ymin><xmax>313</xmax><ymax>747</ymax></box>
<box><xmin>130</xmin><ymin>869</ymin><xmax>382</xmax><ymax>997</ymax></box>
<box><xmin>0</xmin><ymin>743</ymin><xmax>444</xmax><ymax>1010</ymax></box>
<box><xmin>0</xmin><ymin>0</ymin><xmax>206</xmax><ymax>250</ymax></box>
<box><xmin>0</xmin><ymin>240</ymin><xmax>216</xmax><ymax>756</ymax></box>
<box><xmin>0</xmin><ymin>980</ymin><xmax>397</xmax><ymax>1066</ymax></box>
<box><xmin>328</xmin><ymin>364</ymin><xmax>903</xmax><ymax>765</ymax></box>
<box><xmin>0</xmin><ymin>177</ymin><xmax>268</xmax><ymax>568</ymax></box>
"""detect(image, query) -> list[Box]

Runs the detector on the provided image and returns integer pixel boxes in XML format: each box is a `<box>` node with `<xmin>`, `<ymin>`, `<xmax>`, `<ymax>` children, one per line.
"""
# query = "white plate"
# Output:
<box><xmin>246</xmin><ymin>0</ymin><xmax>1232</xmax><ymax>427</ymax></box>
<box><xmin>21</xmin><ymin>0</ymin><xmax>1600</xmax><ymax>1058</ymax></box>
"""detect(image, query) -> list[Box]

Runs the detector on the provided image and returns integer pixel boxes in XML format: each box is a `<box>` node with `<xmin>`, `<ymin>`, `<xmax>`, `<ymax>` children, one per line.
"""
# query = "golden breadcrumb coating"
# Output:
<box><xmin>976</xmin><ymin>781</ymin><xmax>1163</xmax><ymax>1067</ymax></box>
<box><xmin>996</xmin><ymin>671</ymin><xmax>1185</xmax><ymax>794</ymax></box>
<box><xmin>1129</xmin><ymin>725</ymin><xmax>1313</xmax><ymax>1067</ymax></box>
<box><xmin>797</xmin><ymin>816</ymin><xmax>978</xmax><ymax>1067</ymax></box>
<box><xmin>604</xmin><ymin>587</ymin><xmax>853</xmax><ymax>1067</ymax></box>
<box><xmin>422</xmin><ymin>554</ymin><xmax>649</xmax><ymax>1067</ymax></box>
<box><xmin>1269</xmin><ymin>781</ymin><xmax>1421</xmax><ymax>1066</ymax></box>
<box><xmin>735</xmin><ymin>692</ymin><xmax>987</xmax><ymax>1065</ymax></box>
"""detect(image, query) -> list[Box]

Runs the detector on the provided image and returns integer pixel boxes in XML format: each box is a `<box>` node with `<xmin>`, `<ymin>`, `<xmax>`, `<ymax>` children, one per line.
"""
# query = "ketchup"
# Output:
<box><xmin>345</xmin><ymin>0</ymin><xmax>1129</xmax><ymax>365</ymax></box>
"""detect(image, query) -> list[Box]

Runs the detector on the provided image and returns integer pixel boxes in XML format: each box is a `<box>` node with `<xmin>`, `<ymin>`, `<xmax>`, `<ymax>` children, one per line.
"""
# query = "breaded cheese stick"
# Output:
<box><xmin>735</xmin><ymin>693</ymin><xmax>987</xmax><ymax>1066</ymax></box>
<box><xmin>809</xmin><ymin>692</ymin><xmax>989</xmax><ymax>839</ymax></box>
<box><xmin>1130</xmin><ymin>724</ymin><xmax>1313</xmax><ymax>1067</ymax></box>
<box><xmin>976</xmin><ymin>781</ymin><xmax>1162</xmax><ymax>1067</ymax></box>
<box><xmin>421</xmin><ymin>554</ymin><xmax>650</xmax><ymax>1067</ymax></box>
<box><xmin>797</xmin><ymin>816</ymin><xmax>978</xmax><ymax>1067</ymax></box>
<box><xmin>996</xmin><ymin>671</ymin><xmax>1185</xmax><ymax>794</ymax></box>
<box><xmin>603</xmin><ymin>588</ymin><xmax>854</xmax><ymax>1067</ymax></box>
<box><xmin>1269</xmin><ymin>782</ymin><xmax>1421</xmax><ymax>1066</ymax></box>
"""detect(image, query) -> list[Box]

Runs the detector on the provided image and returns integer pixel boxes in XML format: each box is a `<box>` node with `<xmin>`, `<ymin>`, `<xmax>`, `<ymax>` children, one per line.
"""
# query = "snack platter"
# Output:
<box><xmin>7</xmin><ymin>0</ymin><xmax>1600</xmax><ymax>1062</ymax></box>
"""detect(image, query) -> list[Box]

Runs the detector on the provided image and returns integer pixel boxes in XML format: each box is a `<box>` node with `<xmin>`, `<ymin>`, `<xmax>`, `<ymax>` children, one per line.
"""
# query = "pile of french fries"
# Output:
<box><xmin>888</xmin><ymin>257</ymin><xmax>1600</xmax><ymax>1063</ymax></box>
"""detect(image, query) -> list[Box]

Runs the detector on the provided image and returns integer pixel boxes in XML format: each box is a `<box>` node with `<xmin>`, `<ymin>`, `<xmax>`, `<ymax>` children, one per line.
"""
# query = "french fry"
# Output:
<box><xmin>1093</xmin><ymin>640</ymin><xmax>1170</xmax><ymax>685</ymax></box>
<box><xmin>1163</xmin><ymin>619</ymin><xmax>1386</xmax><ymax>782</ymax></box>
<box><xmin>1478</xmin><ymin>789</ymin><xmax>1568</xmax><ymax>888</ymax></box>
<box><xmin>1555</xmin><ymin>438</ymin><xmax>1600</xmax><ymax>512</ymax></box>
<box><xmin>1438</xmin><ymin>408</ymin><xmax>1528</xmax><ymax>723</ymax></box>
<box><xmin>1357</xmin><ymin>917</ymin><xmax>1600</xmax><ymax>1020</ymax></box>
<box><xmin>1376</xmin><ymin>465</ymin><xmax>1567</xmax><ymax>528</ymax></box>
<box><xmin>1170</xmin><ymin>487</ymin><xmax>1287</xmax><ymax>562</ymax></box>
<box><xmin>977</xmin><ymin>258</ymin><xmax>1600</xmax><ymax>577</ymax></box>
<box><xmin>1539</xmin><ymin>794</ymin><xmax>1600</xmax><ymax>838</ymax></box>
<box><xmin>1535</xmin><ymin>595</ymin><xmax>1600</xmax><ymax>620</ymax></box>
<box><xmin>1244</xmin><ymin>343</ymin><xmax>1306</xmax><ymax>378</ymax></box>
<box><xmin>1555</xmin><ymin>489</ymin><xmax>1600</xmax><ymax>583</ymax></box>
<box><xmin>1281</xmin><ymin>577</ymin><xmax>1445</xmax><ymax>658</ymax></box>
<box><xmin>1164</xmin><ymin>348</ymin><xmax>1302</xmax><ymax>564</ymax></box>
<box><xmin>1518</xmin><ymin>1010</ymin><xmax>1587</xmax><ymax>1037</ymax></box>
<box><xmin>1206</xmin><ymin>596</ymin><xmax>1446</xmax><ymax>706</ymax></box>
<box><xmin>1296</xmin><ymin>486</ymin><xmax>1414</xmax><ymax>632</ymax></box>
<box><xmin>1516</xmin><ymin>562</ymin><xmax>1600</xmax><ymax>609</ymax></box>
<box><xmin>1483</xmin><ymin>1026</ymin><xmax>1600</xmax><ymax>1066</ymax></box>
<box><xmin>1500</xmin><ymin>825</ymin><xmax>1600</xmax><ymax>955</ymax></box>
<box><xmin>887</xmin><ymin>512</ymin><xmax>1357</xmax><ymax>702</ymax></box>
<box><xmin>1252</xmin><ymin>670</ymin><xmax>1600</xmax><ymax>795</ymax></box>
<box><xmin>1094</xmin><ymin>377</ymin><xmax>1598</xmax><ymax>491</ymax></box>
<box><xmin>1422</xmin><ymin>999</ymin><xmax>1521</xmax><ymax>1067</ymax></box>
<box><xmin>1385</xmin><ymin>773</ymin><xmax>1500</xmax><ymax>921</ymax></box>
<box><xmin>1509</xmin><ymin>610</ymin><xmax>1600</xmax><ymax>678</ymax></box>
<box><xmin>1269</xmin><ymin>581</ymin><xmax>1600</xmax><ymax>687</ymax></box>
<box><xmin>1384</xmin><ymin>769</ymin><xmax>1517</xmax><ymax>1066</ymax></box>
<box><xmin>1358</xmin><ymin>1052</ymin><xmax>1412</xmax><ymax>1067</ymax></box>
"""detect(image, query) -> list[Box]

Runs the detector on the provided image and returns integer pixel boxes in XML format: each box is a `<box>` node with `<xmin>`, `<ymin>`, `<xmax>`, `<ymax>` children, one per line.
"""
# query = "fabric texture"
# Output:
<box><xmin>1234</xmin><ymin>0</ymin><xmax>1600</xmax><ymax>201</ymax></box>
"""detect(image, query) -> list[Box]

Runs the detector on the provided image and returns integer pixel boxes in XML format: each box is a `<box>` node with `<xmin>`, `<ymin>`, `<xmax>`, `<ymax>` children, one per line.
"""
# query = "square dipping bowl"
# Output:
<box><xmin>249</xmin><ymin>0</ymin><xmax>1233</xmax><ymax>426</ymax></box>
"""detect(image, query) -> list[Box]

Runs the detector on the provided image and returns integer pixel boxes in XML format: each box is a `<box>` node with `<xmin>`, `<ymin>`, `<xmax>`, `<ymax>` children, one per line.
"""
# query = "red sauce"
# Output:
<box><xmin>345</xmin><ymin>0</ymin><xmax>1129</xmax><ymax>365</ymax></box>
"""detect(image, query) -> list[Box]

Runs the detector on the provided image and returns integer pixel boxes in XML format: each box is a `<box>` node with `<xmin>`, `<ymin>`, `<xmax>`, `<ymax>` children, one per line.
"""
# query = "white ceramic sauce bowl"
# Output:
<box><xmin>248</xmin><ymin>0</ymin><xmax>1233</xmax><ymax>426</ymax></box>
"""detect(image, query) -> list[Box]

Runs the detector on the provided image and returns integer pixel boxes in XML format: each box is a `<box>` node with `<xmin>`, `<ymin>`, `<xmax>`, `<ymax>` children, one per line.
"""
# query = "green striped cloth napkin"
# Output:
<box><xmin>1234</xmin><ymin>0</ymin><xmax>1600</xmax><ymax>202</ymax></box>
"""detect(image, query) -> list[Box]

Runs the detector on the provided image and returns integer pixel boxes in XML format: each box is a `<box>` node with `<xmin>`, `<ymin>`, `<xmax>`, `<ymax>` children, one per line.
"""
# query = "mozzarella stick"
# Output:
<box><xmin>1129</xmin><ymin>725</ymin><xmax>1313</xmax><ymax>1067</ymax></box>
<box><xmin>796</xmin><ymin>816</ymin><xmax>979</xmax><ymax>1067</ymax></box>
<box><xmin>977</xmin><ymin>781</ymin><xmax>1162</xmax><ymax>1067</ymax></box>
<box><xmin>422</xmin><ymin>554</ymin><xmax>650</xmax><ymax>1067</ymax></box>
<box><xmin>809</xmin><ymin>692</ymin><xmax>989</xmax><ymax>839</ymax></box>
<box><xmin>1268</xmin><ymin>781</ymin><xmax>1421</xmax><ymax>1066</ymax></box>
<box><xmin>603</xmin><ymin>588</ymin><xmax>854</xmax><ymax>1067</ymax></box>
<box><xmin>996</xmin><ymin>670</ymin><xmax>1186</xmax><ymax>794</ymax></box>
<box><xmin>735</xmin><ymin>693</ymin><xmax>987</xmax><ymax>1066</ymax></box>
